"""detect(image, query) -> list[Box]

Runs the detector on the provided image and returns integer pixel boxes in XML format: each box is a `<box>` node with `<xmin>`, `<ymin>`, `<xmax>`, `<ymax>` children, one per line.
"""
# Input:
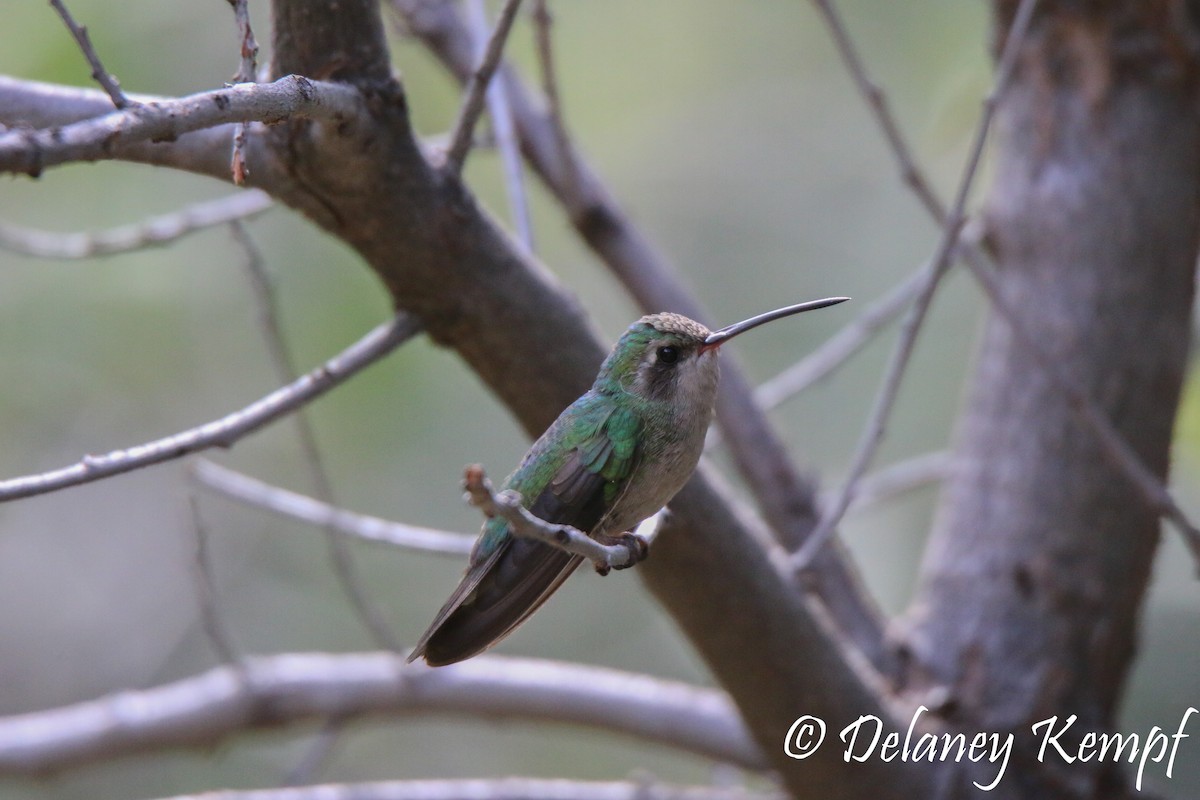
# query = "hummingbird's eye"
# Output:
<box><xmin>657</xmin><ymin>345</ymin><xmax>680</xmax><ymax>364</ymax></box>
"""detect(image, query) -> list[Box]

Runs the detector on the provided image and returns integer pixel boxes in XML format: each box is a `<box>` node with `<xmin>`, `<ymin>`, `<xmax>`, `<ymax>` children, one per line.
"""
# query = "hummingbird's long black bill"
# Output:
<box><xmin>704</xmin><ymin>296</ymin><xmax>850</xmax><ymax>346</ymax></box>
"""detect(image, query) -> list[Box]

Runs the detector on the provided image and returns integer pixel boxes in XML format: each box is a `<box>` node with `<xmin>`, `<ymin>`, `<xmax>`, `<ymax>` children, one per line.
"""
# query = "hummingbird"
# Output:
<box><xmin>407</xmin><ymin>297</ymin><xmax>849</xmax><ymax>667</ymax></box>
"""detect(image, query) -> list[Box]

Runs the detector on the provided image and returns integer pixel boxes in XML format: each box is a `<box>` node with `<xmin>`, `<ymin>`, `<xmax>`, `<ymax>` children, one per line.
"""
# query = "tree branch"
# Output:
<box><xmin>443</xmin><ymin>0</ymin><xmax>525</xmax><ymax>173</ymax></box>
<box><xmin>0</xmin><ymin>75</ymin><xmax>364</xmax><ymax>177</ymax></box>
<box><xmin>143</xmin><ymin>778</ymin><xmax>779</xmax><ymax>800</ymax></box>
<box><xmin>0</xmin><ymin>190</ymin><xmax>271</xmax><ymax>258</ymax></box>
<box><xmin>0</xmin><ymin>77</ymin><xmax>269</xmax><ymax>182</ymax></box>
<box><xmin>0</xmin><ymin>314</ymin><xmax>421</xmax><ymax>503</ymax></box>
<box><xmin>465</xmin><ymin>0</ymin><xmax>534</xmax><ymax>251</ymax></box>
<box><xmin>185</xmin><ymin>493</ymin><xmax>245</xmax><ymax>666</ymax></box>
<box><xmin>0</xmin><ymin>653</ymin><xmax>765</xmax><ymax>775</ymax></box>
<box><xmin>48</xmin><ymin>0</ymin><xmax>131</xmax><ymax>109</ymax></box>
<box><xmin>531</xmin><ymin>0</ymin><xmax>581</xmax><ymax>203</ymax></box>
<box><xmin>191</xmin><ymin>459</ymin><xmax>473</xmax><ymax>556</ymax></box>
<box><xmin>755</xmin><ymin>266</ymin><xmax>927</xmax><ymax>412</ymax></box>
<box><xmin>843</xmin><ymin>451</ymin><xmax>953</xmax><ymax>513</ymax></box>
<box><xmin>225</xmin><ymin>0</ymin><xmax>260</xmax><ymax>84</ymax></box>
<box><xmin>462</xmin><ymin>464</ymin><xmax>652</xmax><ymax>575</ymax></box>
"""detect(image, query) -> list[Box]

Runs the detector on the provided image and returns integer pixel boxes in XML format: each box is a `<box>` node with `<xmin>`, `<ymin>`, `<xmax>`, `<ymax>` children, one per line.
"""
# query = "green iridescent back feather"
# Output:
<box><xmin>472</xmin><ymin>389</ymin><xmax>644</xmax><ymax>561</ymax></box>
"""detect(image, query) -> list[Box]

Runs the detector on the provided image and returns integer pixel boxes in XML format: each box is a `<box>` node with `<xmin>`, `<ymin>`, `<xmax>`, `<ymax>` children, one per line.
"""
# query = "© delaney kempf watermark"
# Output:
<box><xmin>784</xmin><ymin>706</ymin><xmax>1198</xmax><ymax>792</ymax></box>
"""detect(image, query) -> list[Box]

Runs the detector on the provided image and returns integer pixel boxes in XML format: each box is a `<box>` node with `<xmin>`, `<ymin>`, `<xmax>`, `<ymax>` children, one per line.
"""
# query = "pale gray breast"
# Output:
<box><xmin>600</xmin><ymin>362</ymin><xmax>719</xmax><ymax>535</ymax></box>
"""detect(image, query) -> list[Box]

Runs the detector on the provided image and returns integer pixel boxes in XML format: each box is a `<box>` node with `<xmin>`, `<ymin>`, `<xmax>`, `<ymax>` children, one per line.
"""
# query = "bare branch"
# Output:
<box><xmin>226</xmin><ymin>0</ymin><xmax>260</xmax><ymax>84</ymax></box>
<box><xmin>143</xmin><ymin>778</ymin><xmax>779</xmax><ymax>800</ymax></box>
<box><xmin>443</xmin><ymin>0</ymin><xmax>525</xmax><ymax>173</ymax></box>
<box><xmin>230</xmin><ymin>122</ymin><xmax>251</xmax><ymax>185</ymax></box>
<box><xmin>532</xmin><ymin>0</ymin><xmax>581</xmax><ymax>202</ymax></box>
<box><xmin>185</xmin><ymin>494</ymin><xmax>244</xmax><ymax>666</ymax></box>
<box><xmin>756</xmin><ymin>267</ymin><xmax>926</xmax><ymax>412</ymax></box>
<box><xmin>0</xmin><ymin>314</ymin><xmax>421</xmax><ymax>503</ymax></box>
<box><xmin>841</xmin><ymin>451</ymin><xmax>953</xmax><ymax>514</ymax></box>
<box><xmin>0</xmin><ymin>75</ymin><xmax>364</xmax><ymax>176</ymax></box>
<box><xmin>792</xmin><ymin>0</ymin><xmax>1040</xmax><ymax>572</ymax></box>
<box><xmin>191</xmin><ymin>459</ymin><xmax>473</xmax><ymax>556</ymax></box>
<box><xmin>48</xmin><ymin>0</ymin><xmax>131</xmax><ymax>109</ymax></box>
<box><xmin>810</xmin><ymin>0</ymin><xmax>945</xmax><ymax>220</ymax></box>
<box><xmin>463</xmin><ymin>465</ymin><xmax>651</xmax><ymax>575</ymax></box>
<box><xmin>466</xmin><ymin>0</ymin><xmax>535</xmax><ymax>252</ymax></box>
<box><xmin>234</xmin><ymin>226</ymin><xmax>401</xmax><ymax>650</ymax></box>
<box><xmin>225</xmin><ymin>0</ymin><xmax>260</xmax><ymax>184</ymax></box>
<box><xmin>0</xmin><ymin>190</ymin><xmax>271</xmax><ymax>258</ymax></box>
<box><xmin>0</xmin><ymin>652</ymin><xmax>764</xmax><ymax>775</ymax></box>
<box><xmin>280</xmin><ymin>718</ymin><xmax>345</xmax><ymax>787</ymax></box>
<box><xmin>0</xmin><ymin>77</ymin><xmax>272</xmax><ymax>184</ymax></box>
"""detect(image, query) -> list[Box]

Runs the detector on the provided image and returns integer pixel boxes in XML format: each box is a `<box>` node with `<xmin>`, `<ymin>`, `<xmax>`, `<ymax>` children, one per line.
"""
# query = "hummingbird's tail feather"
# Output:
<box><xmin>406</xmin><ymin>542</ymin><xmax>507</xmax><ymax>664</ymax></box>
<box><xmin>412</xmin><ymin>539</ymin><xmax>584</xmax><ymax>667</ymax></box>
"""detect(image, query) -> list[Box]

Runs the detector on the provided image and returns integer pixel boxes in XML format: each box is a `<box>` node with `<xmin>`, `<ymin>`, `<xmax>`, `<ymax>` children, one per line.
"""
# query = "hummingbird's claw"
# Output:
<box><xmin>617</xmin><ymin>531</ymin><xmax>651</xmax><ymax>568</ymax></box>
<box><xmin>592</xmin><ymin>530</ymin><xmax>651</xmax><ymax>575</ymax></box>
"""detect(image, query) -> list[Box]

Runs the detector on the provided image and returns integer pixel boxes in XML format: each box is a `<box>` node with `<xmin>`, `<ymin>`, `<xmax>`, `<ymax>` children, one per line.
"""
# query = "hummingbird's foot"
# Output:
<box><xmin>591</xmin><ymin>530</ymin><xmax>650</xmax><ymax>575</ymax></box>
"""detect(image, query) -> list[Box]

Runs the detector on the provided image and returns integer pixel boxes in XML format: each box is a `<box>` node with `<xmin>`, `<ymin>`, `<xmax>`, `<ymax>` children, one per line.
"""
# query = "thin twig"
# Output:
<box><xmin>280</xmin><ymin>717</ymin><xmax>345</xmax><ymax>787</ymax></box>
<box><xmin>792</xmin><ymin>0</ymin><xmax>1041</xmax><ymax>572</ymax></box>
<box><xmin>812</xmin><ymin>0</ymin><xmax>1200</xmax><ymax>563</ymax></box>
<box><xmin>48</xmin><ymin>0</ymin><xmax>131</xmax><ymax>109</ymax></box>
<box><xmin>143</xmin><ymin>778</ymin><xmax>779</xmax><ymax>800</ymax></box>
<box><xmin>0</xmin><ymin>190</ymin><xmax>271</xmax><ymax>258</ymax></box>
<box><xmin>233</xmin><ymin>223</ymin><xmax>401</xmax><ymax>650</ymax></box>
<box><xmin>0</xmin><ymin>652</ymin><xmax>763</xmax><ymax>775</ymax></box>
<box><xmin>191</xmin><ymin>459</ymin><xmax>473</xmax><ymax>556</ymax></box>
<box><xmin>532</xmin><ymin>0</ymin><xmax>581</xmax><ymax>201</ymax></box>
<box><xmin>225</xmin><ymin>0</ymin><xmax>260</xmax><ymax>184</ymax></box>
<box><xmin>0</xmin><ymin>313</ymin><xmax>421</xmax><ymax>503</ymax></box>
<box><xmin>231</xmin><ymin>123</ymin><xmax>251</xmax><ymax>185</ymax></box>
<box><xmin>756</xmin><ymin>268</ymin><xmax>928</xmax><ymax>411</ymax></box>
<box><xmin>811</xmin><ymin>0</ymin><xmax>944</xmax><ymax>220</ymax></box>
<box><xmin>839</xmin><ymin>451</ymin><xmax>953</xmax><ymax>514</ymax></box>
<box><xmin>185</xmin><ymin>494</ymin><xmax>243</xmax><ymax>666</ymax></box>
<box><xmin>465</xmin><ymin>0</ymin><xmax>535</xmax><ymax>252</ymax></box>
<box><xmin>0</xmin><ymin>75</ymin><xmax>364</xmax><ymax>176</ymax></box>
<box><xmin>226</xmin><ymin>0</ymin><xmax>260</xmax><ymax>84</ymax></box>
<box><xmin>463</xmin><ymin>464</ymin><xmax>651</xmax><ymax>575</ymax></box>
<box><xmin>443</xmin><ymin>0</ymin><xmax>525</xmax><ymax>173</ymax></box>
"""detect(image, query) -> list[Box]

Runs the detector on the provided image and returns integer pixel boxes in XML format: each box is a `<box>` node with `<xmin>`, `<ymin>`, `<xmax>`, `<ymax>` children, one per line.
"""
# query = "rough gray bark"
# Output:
<box><xmin>901</xmin><ymin>4</ymin><xmax>1200</xmax><ymax>797</ymax></box>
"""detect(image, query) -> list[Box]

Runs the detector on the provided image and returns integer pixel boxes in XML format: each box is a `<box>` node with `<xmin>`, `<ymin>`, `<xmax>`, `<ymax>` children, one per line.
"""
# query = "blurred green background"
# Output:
<box><xmin>1</xmin><ymin>1</ymin><xmax>1197</xmax><ymax>797</ymax></box>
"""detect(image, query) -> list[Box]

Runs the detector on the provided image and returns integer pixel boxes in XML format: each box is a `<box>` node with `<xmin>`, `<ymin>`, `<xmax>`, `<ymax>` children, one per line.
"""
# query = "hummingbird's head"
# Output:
<box><xmin>596</xmin><ymin>313</ymin><xmax>719</xmax><ymax>403</ymax></box>
<box><xmin>594</xmin><ymin>298</ymin><xmax>851</xmax><ymax>403</ymax></box>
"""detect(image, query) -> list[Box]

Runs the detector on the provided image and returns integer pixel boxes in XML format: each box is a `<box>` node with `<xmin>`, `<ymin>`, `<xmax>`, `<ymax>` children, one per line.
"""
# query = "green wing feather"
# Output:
<box><xmin>408</xmin><ymin>394</ymin><xmax>642</xmax><ymax>666</ymax></box>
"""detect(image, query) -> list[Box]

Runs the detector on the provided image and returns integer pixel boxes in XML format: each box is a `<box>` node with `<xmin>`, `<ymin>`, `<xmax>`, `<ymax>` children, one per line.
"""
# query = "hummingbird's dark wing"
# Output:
<box><xmin>408</xmin><ymin>404</ymin><xmax>640</xmax><ymax>667</ymax></box>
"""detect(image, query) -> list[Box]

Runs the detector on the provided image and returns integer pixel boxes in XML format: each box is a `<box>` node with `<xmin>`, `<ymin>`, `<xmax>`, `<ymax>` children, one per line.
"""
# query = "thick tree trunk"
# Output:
<box><xmin>902</xmin><ymin>4</ymin><xmax>1199</xmax><ymax>797</ymax></box>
